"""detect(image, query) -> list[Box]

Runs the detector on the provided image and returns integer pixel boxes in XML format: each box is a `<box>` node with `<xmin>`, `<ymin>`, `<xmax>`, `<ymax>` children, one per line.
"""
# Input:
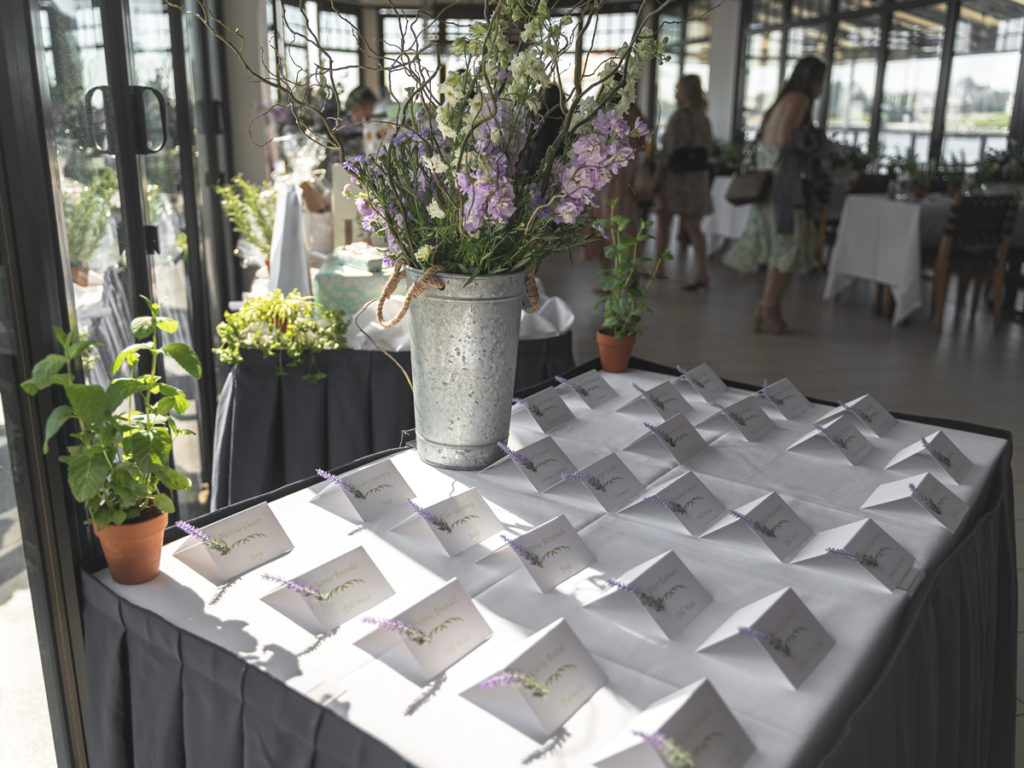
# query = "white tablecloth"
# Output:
<box><xmin>702</xmin><ymin>176</ymin><xmax>751</xmax><ymax>254</ymax></box>
<box><xmin>94</xmin><ymin>368</ymin><xmax>1007</xmax><ymax>767</ymax></box>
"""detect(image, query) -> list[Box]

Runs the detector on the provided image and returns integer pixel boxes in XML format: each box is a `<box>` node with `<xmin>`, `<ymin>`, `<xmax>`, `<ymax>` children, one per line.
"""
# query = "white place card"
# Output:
<box><xmin>585</xmin><ymin>551</ymin><xmax>712</xmax><ymax>639</ymax></box>
<box><xmin>792</xmin><ymin>519</ymin><xmax>915</xmax><ymax>591</ymax></box>
<box><xmin>674</xmin><ymin>362</ymin><xmax>728</xmax><ymax>402</ymax></box>
<box><xmin>759</xmin><ymin>377</ymin><xmax>812</xmax><ymax>420</ymax></box>
<box><xmin>356</xmin><ymin>578</ymin><xmax>491</xmax><ymax>682</ymax></box>
<box><xmin>555</xmin><ymin>370</ymin><xmax>618</xmax><ymax>408</ymax></box>
<box><xmin>699</xmin><ymin>587</ymin><xmax>834</xmax><ymax>688</ymax></box>
<box><xmin>261</xmin><ymin>547</ymin><xmax>395</xmax><ymax>634</ymax></box>
<box><xmin>514</xmin><ymin>389</ymin><xmax>574</xmax><ymax>432</ymax></box>
<box><xmin>886</xmin><ymin>430</ymin><xmax>972</xmax><ymax>484</ymax></box>
<box><xmin>496</xmin><ymin>437</ymin><xmax>575</xmax><ymax>492</ymax></box>
<box><xmin>790</xmin><ymin>413</ymin><xmax>873</xmax><ymax>465</ymax></box>
<box><xmin>462</xmin><ymin>618</ymin><xmax>607</xmax><ymax>742</ymax></box>
<box><xmin>704</xmin><ymin>398</ymin><xmax>773</xmax><ymax>442</ymax></box>
<box><xmin>174</xmin><ymin>503</ymin><xmax>293</xmax><ymax>585</ymax></box>
<box><xmin>594</xmin><ymin>680</ymin><xmax>754</xmax><ymax>768</ymax></box>
<box><xmin>394</xmin><ymin>488</ymin><xmax>504</xmax><ymax>556</ymax></box>
<box><xmin>862</xmin><ymin>472</ymin><xmax>968</xmax><ymax>532</ymax></box>
<box><xmin>840</xmin><ymin>394</ymin><xmax>898</xmax><ymax>436</ymax></box>
<box><xmin>561</xmin><ymin>453</ymin><xmax>644</xmax><ymax>513</ymax></box>
<box><xmin>629</xmin><ymin>412</ymin><xmax>708</xmax><ymax>465</ymax></box>
<box><xmin>626</xmin><ymin>472</ymin><xmax>726</xmax><ymax>537</ymax></box>
<box><xmin>500</xmin><ymin>515</ymin><xmax>595</xmax><ymax>592</ymax></box>
<box><xmin>619</xmin><ymin>381</ymin><xmax>689</xmax><ymax>418</ymax></box>
<box><xmin>713</xmin><ymin>492</ymin><xmax>813</xmax><ymax>563</ymax></box>
<box><xmin>310</xmin><ymin>460</ymin><xmax>414</xmax><ymax>522</ymax></box>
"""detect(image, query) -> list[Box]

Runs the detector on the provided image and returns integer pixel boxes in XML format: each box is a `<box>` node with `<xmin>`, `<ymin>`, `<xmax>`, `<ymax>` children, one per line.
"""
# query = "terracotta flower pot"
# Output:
<box><xmin>596</xmin><ymin>329</ymin><xmax>636</xmax><ymax>373</ymax></box>
<box><xmin>71</xmin><ymin>265</ymin><xmax>90</xmax><ymax>287</ymax></box>
<box><xmin>93</xmin><ymin>511</ymin><xmax>168</xmax><ymax>585</ymax></box>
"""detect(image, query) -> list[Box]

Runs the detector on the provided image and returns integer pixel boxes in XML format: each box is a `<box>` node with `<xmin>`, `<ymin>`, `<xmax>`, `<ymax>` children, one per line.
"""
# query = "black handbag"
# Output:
<box><xmin>668</xmin><ymin>146</ymin><xmax>709</xmax><ymax>173</ymax></box>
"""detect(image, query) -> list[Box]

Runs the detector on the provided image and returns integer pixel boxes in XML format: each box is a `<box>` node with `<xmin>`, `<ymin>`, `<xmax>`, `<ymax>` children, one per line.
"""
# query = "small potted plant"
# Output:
<box><xmin>20</xmin><ymin>297</ymin><xmax>202</xmax><ymax>584</ymax></box>
<box><xmin>214</xmin><ymin>174</ymin><xmax>277</xmax><ymax>284</ymax></box>
<box><xmin>940</xmin><ymin>152</ymin><xmax>966</xmax><ymax>198</ymax></box>
<box><xmin>63</xmin><ymin>165</ymin><xmax>117</xmax><ymax>286</ymax></box>
<box><xmin>593</xmin><ymin>210</ymin><xmax>672</xmax><ymax>372</ymax></box>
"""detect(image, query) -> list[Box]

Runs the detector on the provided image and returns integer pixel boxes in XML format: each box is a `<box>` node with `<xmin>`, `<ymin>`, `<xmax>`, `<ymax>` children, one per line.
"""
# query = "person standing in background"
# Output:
<box><xmin>654</xmin><ymin>75</ymin><xmax>713</xmax><ymax>290</ymax></box>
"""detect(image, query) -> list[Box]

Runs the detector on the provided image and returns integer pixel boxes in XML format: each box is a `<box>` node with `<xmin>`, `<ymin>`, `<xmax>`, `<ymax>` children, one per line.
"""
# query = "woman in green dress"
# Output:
<box><xmin>724</xmin><ymin>57</ymin><xmax>827</xmax><ymax>333</ymax></box>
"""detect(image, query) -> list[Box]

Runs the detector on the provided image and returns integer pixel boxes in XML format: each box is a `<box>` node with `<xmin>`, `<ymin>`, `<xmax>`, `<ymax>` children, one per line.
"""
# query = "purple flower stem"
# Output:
<box><xmin>407</xmin><ymin>498</ymin><xmax>452</xmax><ymax>533</ymax></box>
<box><xmin>825</xmin><ymin>546</ymin><xmax>879</xmax><ymax>567</ymax></box>
<box><xmin>497</xmin><ymin>441</ymin><xmax>536</xmax><ymax>472</ymax></box>
<box><xmin>728</xmin><ymin>508</ymin><xmax>775</xmax><ymax>538</ymax></box>
<box><xmin>500</xmin><ymin>534</ymin><xmax>543</xmax><ymax>568</ymax></box>
<box><xmin>315</xmin><ymin>467</ymin><xmax>365</xmax><ymax>499</ymax></box>
<box><xmin>738</xmin><ymin>625</ymin><xmax>790</xmax><ymax>655</ymax></box>
<box><xmin>479</xmin><ymin>670</ymin><xmax>548</xmax><ymax>697</ymax></box>
<box><xmin>920</xmin><ymin>438</ymin><xmax>951</xmax><ymax>468</ymax></box>
<box><xmin>362</xmin><ymin>616</ymin><xmax>430</xmax><ymax>645</ymax></box>
<box><xmin>175</xmin><ymin>520</ymin><xmax>230</xmax><ymax>554</ymax></box>
<box><xmin>644</xmin><ymin>494</ymin><xmax>687</xmax><ymax>516</ymax></box>
<box><xmin>644</xmin><ymin>421</ymin><xmax>676</xmax><ymax>447</ymax></box>
<box><xmin>554</xmin><ymin>375</ymin><xmax>586</xmax><ymax>397</ymax></box>
<box><xmin>908</xmin><ymin>482</ymin><xmax>943</xmax><ymax>516</ymax></box>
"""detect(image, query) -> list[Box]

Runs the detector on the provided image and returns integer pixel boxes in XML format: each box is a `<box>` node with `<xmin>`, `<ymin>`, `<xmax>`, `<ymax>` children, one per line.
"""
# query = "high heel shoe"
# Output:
<box><xmin>682</xmin><ymin>279</ymin><xmax>709</xmax><ymax>291</ymax></box>
<box><xmin>753</xmin><ymin>302</ymin><xmax>788</xmax><ymax>334</ymax></box>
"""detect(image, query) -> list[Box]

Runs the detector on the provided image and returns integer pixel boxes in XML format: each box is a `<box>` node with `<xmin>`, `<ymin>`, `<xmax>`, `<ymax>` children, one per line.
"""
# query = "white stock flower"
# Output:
<box><xmin>427</xmin><ymin>199</ymin><xmax>444</xmax><ymax>219</ymax></box>
<box><xmin>414</xmin><ymin>245</ymin><xmax>431</xmax><ymax>263</ymax></box>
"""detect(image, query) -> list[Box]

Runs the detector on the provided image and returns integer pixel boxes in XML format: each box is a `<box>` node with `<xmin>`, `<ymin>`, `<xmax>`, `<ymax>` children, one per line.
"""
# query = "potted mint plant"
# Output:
<box><xmin>21</xmin><ymin>297</ymin><xmax>202</xmax><ymax>584</ymax></box>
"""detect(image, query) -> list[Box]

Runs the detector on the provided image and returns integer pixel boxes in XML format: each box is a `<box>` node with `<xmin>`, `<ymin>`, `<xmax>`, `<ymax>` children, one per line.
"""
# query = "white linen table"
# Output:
<box><xmin>702</xmin><ymin>175</ymin><xmax>751</xmax><ymax>254</ymax></box>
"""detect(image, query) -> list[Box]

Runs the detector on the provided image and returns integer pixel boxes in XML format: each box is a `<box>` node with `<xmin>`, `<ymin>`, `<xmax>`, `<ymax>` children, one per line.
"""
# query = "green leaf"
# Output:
<box><xmin>105</xmin><ymin>378</ymin><xmax>150</xmax><ymax>411</ymax></box>
<box><xmin>152</xmin><ymin>492</ymin><xmax>175</xmax><ymax>514</ymax></box>
<box><xmin>111</xmin><ymin>343</ymin><xmax>150</xmax><ymax>375</ymax></box>
<box><xmin>22</xmin><ymin>354</ymin><xmax>69</xmax><ymax>394</ymax></box>
<box><xmin>162</xmin><ymin>343</ymin><xmax>202</xmax><ymax>379</ymax></box>
<box><xmin>66</xmin><ymin>450</ymin><xmax>110</xmax><ymax>502</ymax></box>
<box><xmin>155</xmin><ymin>316</ymin><xmax>179</xmax><ymax>334</ymax></box>
<box><xmin>66</xmin><ymin>384</ymin><xmax>109</xmax><ymax>424</ymax></box>
<box><xmin>42</xmin><ymin>405</ymin><xmax>74</xmax><ymax>452</ymax></box>
<box><xmin>156</xmin><ymin>465</ymin><xmax>192</xmax><ymax>491</ymax></box>
<box><xmin>130</xmin><ymin>316</ymin><xmax>157</xmax><ymax>340</ymax></box>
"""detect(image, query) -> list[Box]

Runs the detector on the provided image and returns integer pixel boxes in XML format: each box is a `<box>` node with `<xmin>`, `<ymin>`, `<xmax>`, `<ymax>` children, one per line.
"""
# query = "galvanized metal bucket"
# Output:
<box><xmin>406</xmin><ymin>267</ymin><xmax>525</xmax><ymax>470</ymax></box>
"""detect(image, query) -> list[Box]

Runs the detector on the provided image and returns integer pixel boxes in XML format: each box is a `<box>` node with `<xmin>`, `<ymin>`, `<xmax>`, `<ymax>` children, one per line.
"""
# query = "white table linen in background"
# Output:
<box><xmin>95</xmin><ymin>368</ymin><xmax>1007</xmax><ymax>768</ymax></box>
<box><xmin>702</xmin><ymin>176</ymin><xmax>752</xmax><ymax>254</ymax></box>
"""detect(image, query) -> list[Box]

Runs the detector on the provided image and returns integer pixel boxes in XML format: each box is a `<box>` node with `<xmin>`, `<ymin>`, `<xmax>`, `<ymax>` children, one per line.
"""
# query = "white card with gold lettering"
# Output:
<box><xmin>619</xmin><ymin>381</ymin><xmax>689</xmax><ymax>418</ymax></box>
<box><xmin>462</xmin><ymin>618</ymin><xmax>607</xmax><ymax>741</ymax></box>
<box><xmin>792</xmin><ymin>519</ymin><xmax>915</xmax><ymax>591</ymax></box>
<box><xmin>703</xmin><ymin>397</ymin><xmax>773</xmax><ymax>441</ymax></box>
<box><xmin>594</xmin><ymin>679</ymin><xmax>755</xmax><ymax>768</ymax></box>
<box><xmin>840</xmin><ymin>394</ymin><xmax>898</xmax><ymax>436</ymax></box>
<box><xmin>562</xmin><ymin>453</ymin><xmax>643</xmax><ymax>513</ymax></box>
<box><xmin>261</xmin><ymin>547</ymin><xmax>395</xmax><ymax>634</ymax></box>
<box><xmin>862</xmin><ymin>472</ymin><xmax>968</xmax><ymax>532</ymax></box>
<box><xmin>556</xmin><ymin>370</ymin><xmax>618</xmax><ymax>408</ymax></box>
<box><xmin>699</xmin><ymin>587</ymin><xmax>834</xmax><ymax>688</ymax></box>
<box><xmin>629</xmin><ymin>413</ymin><xmax>708</xmax><ymax>465</ymax></box>
<box><xmin>709</xmin><ymin>492</ymin><xmax>812</xmax><ymax>562</ymax></box>
<box><xmin>498</xmin><ymin>437</ymin><xmax>575</xmax><ymax>492</ymax></box>
<box><xmin>501</xmin><ymin>515</ymin><xmax>595</xmax><ymax>592</ymax></box>
<box><xmin>515</xmin><ymin>389</ymin><xmax>574</xmax><ymax>432</ymax></box>
<box><xmin>759</xmin><ymin>377</ymin><xmax>812</xmax><ymax>420</ymax></box>
<box><xmin>886</xmin><ymin>430</ymin><xmax>972</xmax><ymax>484</ymax></box>
<box><xmin>356</xmin><ymin>578</ymin><xmax>491</xmax><ymax>682</ymax></box>
<box><xmin>675</xmin><ymin>362</ymin><xmax>728</xmax><ymax>402</ymax></box>
<box><xmin>394</xmin><ymin>489</ymin><xmax>504</xmax><ymax>556</ymax></box>
<box><xmin>310</xmin><ymin>461</ymin><xmax>414</xmax><ymax>522</ymax></box>
<box><xmin>174</xmin><ymin>502</ymin><xmax>293</xmax><ymax>585</ymax></box>
<box><xmin>790</xmin><ymin>413</ymin><xmax>872</xmax><ymax>465</ymax></box>
<box><xmin>625</xmin><ymin>472</ymin><xmax>726</xmax><ymax>537</ymax></box>
<box><xmin>585</xmin><ymin>551</ymin><xmax>711</xmax><ymax>639</ymax></box>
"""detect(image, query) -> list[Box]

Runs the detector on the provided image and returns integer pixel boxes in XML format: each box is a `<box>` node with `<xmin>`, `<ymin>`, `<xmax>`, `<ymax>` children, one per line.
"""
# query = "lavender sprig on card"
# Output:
<box><xmin>738</xmin><ymin>625</ymin><xmax>791</xmax><ymax>655</ymax></box>
<box><xmin>174</xmin><ymin>520</ymin><xmax>231</xmax><ymax>555</ymax></box>
<box><xmin>839</xmin><ymin>401</ymin><xmax>869</xmax><ymax>424</ymax></box>
<box><xmin>606</xmin><ymin>578</ymin><xmax>666</xmax><ymax>612</ymax></box>
<box><xmin>728</xmin><ymin>508</ymin><xmax>776</xmax><ymax>538</ymax></box>
<box><xmin>643</xmin><ymin>494</ymin><xmax>687</xmax><ymax>516</ymax></box>
<box><xmin>554</xmin><ymin>375</ymin><xmax>590</xmax><ymax>397</ymax></box>
<box><xmin>560</xmin><ymin>470</ymin><xmax>610</xmax><ymax>493</ymax></box>
<box><xmin>512</xmin><ymin>397</ymin><xmax>544</xmax><ymax>419</ymax></box>
<box><xmin>497</xmin><ymin>441</ymin><xmax>537</xmax><ymax>472</ymax></box>
<box><xmin>315</xmin><ymin>467</ymin><xmax>366</xmax><ymax>499</ymax></box>
<box><xmin>362</xmin><ymin>616</ymin><xmax>431</xmax><ymax>645</ymax></box>
<box><xmin>632</xmin><ymin>382</ymin><xmax>666</xmax><ymax>410</ymax></box>
<box><xmin>262</xmin><ymin>573</ymin><xmax>365</xmax><ymax>601</ymax></box>
<box><xmin>825</xmin><ymin>546</ymin><xmax>879</xmax><ymax>568</ymax></box>
<box><xmin>479</xmin><ymin>669</ymin><xmax>549</xmax><ymax>697</ymax></box>
<box><xmin>501</xmin><ymin>534</ymin><xmax>544</xmax><ymax>568</ymax></box>
<box><xmin>633</xmin><ymin>731</ymin><xmax>696</xmax><ymax>768</ymax></box>
<box><xmin>644</xmin><ymin>422</ymin><xmax>678</xmax><ymax>447</ymax></box>
<box><xmin>675</xmin><ymin>365</ymin><xmax>706</xmax><ymax>390</ymax></box>
<box><xmin>407</xmin><ymin>499</ymin><xmax>452</xmax><ymax>533</ymax></box>
<box><xmin>760</xmin><ymin>378</ymin><xmax>793</xmax><ymax>408</ymax></box>
<box><xmin>920</xmin><ymin>438</ymin><xmax>952</xmax><ymax>468</ymax></box>
<box><xmin>814</xmin><ymin>423</ymin><xmax>850</xmax><ymax>449</ymax></box>
<box><xmin>908</xmin><ymin>482</ymin><xmax>944</xmax><ymax>516</ymax></box>
<box><xmin>712</xmin><ymin>402</ymin><xmax>753</xmax><ymax>427</ymax></box>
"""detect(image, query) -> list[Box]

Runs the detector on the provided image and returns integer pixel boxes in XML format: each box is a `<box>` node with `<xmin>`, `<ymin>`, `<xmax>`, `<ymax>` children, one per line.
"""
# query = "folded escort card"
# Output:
<box><xmin>392</xmin><ymin>488</ymin><xmax>504</xmax><ymax>556</ymax></box>
<box><xmin>513</xmin><ymin>389</ymin><xmax>574</xmax><ymax>432</ymax></box>
<box><xmin>703</xmin><ymin>492</ymin><xmax>812</xmax><ymax>562</ymax></box>
<box><xmin>174</xmin><ymin>502</ymin><xmax>293</xmax><ymax>585</ymax></box>
<box><xmin>462</xmin><ymin>618</ymin><xmax>606</xmax><ymax>741</ymax></box>
<box><xmin>560</xmin><ymin>453</ymin><xmax>644</xmax><ymax>513</ymax></box>
<box><xmin>699</xmin><ymin>397</ymin><xmax>773</xmax><ymax>442</ymax></box>
<box><xmin>261</xmin><ymin>546</ymin><xmax>394</xmax><ymax>634</ymax></box>
<box><xmin>758</xmin><ymin>377</ymin><xmax>812</xmax><ymax>420</ymax></box>
<box><xmin>482</xmin><ymin>514</ymin><xmax>595</xmax><ymax>592</ymax></box>
<box><xmin>622</xmin><ymin>472</ymin><xmax>726</xmax><ymax>537</ymax></box>
<box><xmin>624</xmin><ymin>412</ymin><xmax>708</xmax><ymax>465</ymax></box>
<box><xmin>618</xmin><ymin>381</ymin><xmax>689</xmax><ymax>418</ymax></box>
<box><xmin>791</xmin><ymin>519</ymin><xmax>916</xmax><ymax>591</ymax></box>
<box><xmin>310</xmin><ymin>460</ymin><xmax>414</xmax><ymax>523</ymax></box>
<box><xmin>585</xmin><ymin>551</ymin><xmax>711</xmax><ymax>640</ymax></box>
<box><xmin>821</xmin><ymin>394</ymin><xmax>897</xmax><ymax>436</ymax></box>
<box><xmin>595</xmin><ymin>679</ymin><xmax>755</xmax><ymax>768</ymax></box>
<box><xmin>555</xmin><ymin>370</ymin><xmax>618</xmax><ymax>408</ymax></box>
<box><xmin>674</xmin><ymin>362</ymin><xmax>728</xmax><ymax>402</ymax></box>
<box><xmin>862</xmin><ymin>471</ymin><xmax>968</xmax><ymax>532</ymax></box>
<box><xmin>493</xmin><ymin>436</ymin><xmax>575</xmax><ymax>492</ymax></box>
<box><xmin>886</xmin><ymin>430</ymin><xmax>972</xmax><ymax>484</ymax></box>
<box><xmin>356</xmin><ymin>578</ymin><xmax>491</xmax><ymax>683</ymax></box>
<box><xmin>789</xmin><ymin>413</ymin><xmax>872</xmax><ymax>465</ymax></box>
<box><xmin>699</xmin><ymin>587</ymin><xmax>834</xmax><ymax>688</ymax></box>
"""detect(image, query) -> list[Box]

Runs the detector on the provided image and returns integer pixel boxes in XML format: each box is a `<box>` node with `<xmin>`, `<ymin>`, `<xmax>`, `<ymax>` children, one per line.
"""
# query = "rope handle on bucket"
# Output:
<box><xmin>376</xmin><ymin>262</ymin><xmax>542</xmax><ymax>328</ymax></box>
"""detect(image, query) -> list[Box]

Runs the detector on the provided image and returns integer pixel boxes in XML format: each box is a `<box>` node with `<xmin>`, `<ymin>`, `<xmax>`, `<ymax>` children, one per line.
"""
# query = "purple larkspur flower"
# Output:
<box><xmin>497</xmin><ymin>441</ymin><xmax>537</xmax><ymax>472</ymax></box>
<box><xmin>738</xmin><ymin>625</ymin><xmax>790</xmax><ymax>655</ymax></box>
<box><xmin>728</xmin><ymin>509</ymin><xmax>775</xmax><ymax>538</ymax></box>
<box><xmin>407</xmin><ymin>499</ymin><xmax>451</xmax><ymax>533</ymax></box>
<box><xmin>175</xmin><ymin>520</ymin><xmax>230</xmax><ymax>554</ymax></box>
<box><xmin>479</xmin><ymin>669</ymin><xmax>548</xmax><ymax>697</ymax></box>
<box><xmin>501</xmin><ymin>534</ymin><xmax>543</xmax><ymax>568</ymax></box>
<box><xmin>825</xmin><ymin>546</ymin><xmax>879</xmax><ymax>567</ymax></box>
<box><xmin>362</xmin><ymin>616</ymin><xmax>430</xmax><ymax>645</ymax></box>
<box><xmin>920</xmin><ymin>438</ymin><xmax>951</xmax><ymax>468</ymax></box>
<box><xmin>908</xmin><ymin>482</ymin><xmax>943</xmax><ymax>516</ymax></box>
<box><xmin>315</xmin><ymin>468</ymin><xmax>365</xmax><ymax>499</ymax></box>
<box><xmin>643</xmin><ymin>494</ymin><xmax>687</xmax><ymax>516</ymax></box>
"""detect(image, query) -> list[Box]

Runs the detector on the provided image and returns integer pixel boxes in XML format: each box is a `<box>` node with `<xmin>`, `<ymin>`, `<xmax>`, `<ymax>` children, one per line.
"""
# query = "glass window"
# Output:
<box><xmin>686</xmin><ymin>0</ymin><xmax>713</xmax><ymax>39</ymax></box>
<box><xmin>317</xmin><ymin>10</ymin><xmax>360</xmax><ymax>100</ymax></box>
<box><xmin>742</xmin><ymin>29</ymin><xmax>783</xmax><ymax>139</ymax></box>
<box><xmin>655</xmin><ymin>5</ymin><xmax>685</xmax><ymax>139</ymax></box>
<box><xmin>792</xmin><ymin>0</ymin><xmax>831</xmax><ymax>20</ymax></box>
<box><xmin>828</xmin><ymin>16</ymin><xmax>881</xmax><ymax>148</ymax></box>
<box><xmin>381</xmin><ymin>13</ymin><xmax>439</xmax><ymax>102</ymax></box>
<box><xmin>751</xmin><ymin>0</ymin><xmax>784</xmax><ymax>28</ymax></box>
<box><xmin>580</xmin><ymin>12</ymin><xmax>637</xmax><ymax>91</ymax></box>
<box><xmin>840</xmin><ymin>0</ymin><xmax>883</xmax><ymax>10</ymax></box>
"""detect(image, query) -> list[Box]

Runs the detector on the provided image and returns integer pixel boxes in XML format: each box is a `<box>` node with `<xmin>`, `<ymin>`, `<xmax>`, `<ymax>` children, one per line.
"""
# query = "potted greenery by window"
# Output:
<box><xmin>63</xmin><ymin>165</ymin><xmax>117</xmax><ymax>286</ymax></box>
<box><xmin>594</xmin><ymin>210</ymin><xmax>672</xmax><ymax>373</ymax></box>
<box><xmin>21</xmin><ymin>297</ymin><xmax>202</xmax><ymax>584</ymax></box>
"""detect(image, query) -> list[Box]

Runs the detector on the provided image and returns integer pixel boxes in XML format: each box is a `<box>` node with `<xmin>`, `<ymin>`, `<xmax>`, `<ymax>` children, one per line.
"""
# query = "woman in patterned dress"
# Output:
<box><xmin>723</xmin><ymin>57</ymin><xmax>827</xmax><ymax>333</ymax></box>
<box><xmin>654</xmin><ymin>75</ymin><xmax>713</xmax><ymax>289</ymax></box>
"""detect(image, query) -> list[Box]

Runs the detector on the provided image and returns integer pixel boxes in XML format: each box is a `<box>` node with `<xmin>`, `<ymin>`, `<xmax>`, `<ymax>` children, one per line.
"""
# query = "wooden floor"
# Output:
<box><xmin>541</xmin><ymin>241</ymin><xmax>1024</xmax><ymax>764</ymax></box>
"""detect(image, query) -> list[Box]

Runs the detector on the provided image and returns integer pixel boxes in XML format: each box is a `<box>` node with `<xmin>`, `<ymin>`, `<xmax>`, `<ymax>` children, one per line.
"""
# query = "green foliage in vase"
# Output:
<box><xmin>63</xmin><ymin>165</ymin><xmax>117</xmax><ymax>268</ymax></box>
<box><xmin>20</xmin><ymin>297</ymin><xmax>202</xmax><ymax>530</ymax></box>
<box><xmin>594</xmin><ymin>209</ymin><xmax>672</xmax><ymax>339</ymax></box>
<box><xmin>213</xmin><ymin>174</ymin><xmax>277</xmax><ymax>259</ymax></box>
<box><xmin>213</xmin><ymin>289</ymin><xmax>349</xmax><ymax>382</ymax></box>
<box><xmin>974</xmin><ymin>141</ymin><xmax>1024</xmax><ymax>185</ymax></box>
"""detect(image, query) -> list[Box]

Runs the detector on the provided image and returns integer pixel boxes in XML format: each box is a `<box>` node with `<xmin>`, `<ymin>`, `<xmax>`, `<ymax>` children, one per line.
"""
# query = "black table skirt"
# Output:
<box><xmin>210</xmin><ymin>335</ymin><xmax>575</xmax><ymax>513</ymax></box>
<box><xmin>86</xmin><ymin>359</ymin><xmax>1017</xmax><ymax>767</ymax></box>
